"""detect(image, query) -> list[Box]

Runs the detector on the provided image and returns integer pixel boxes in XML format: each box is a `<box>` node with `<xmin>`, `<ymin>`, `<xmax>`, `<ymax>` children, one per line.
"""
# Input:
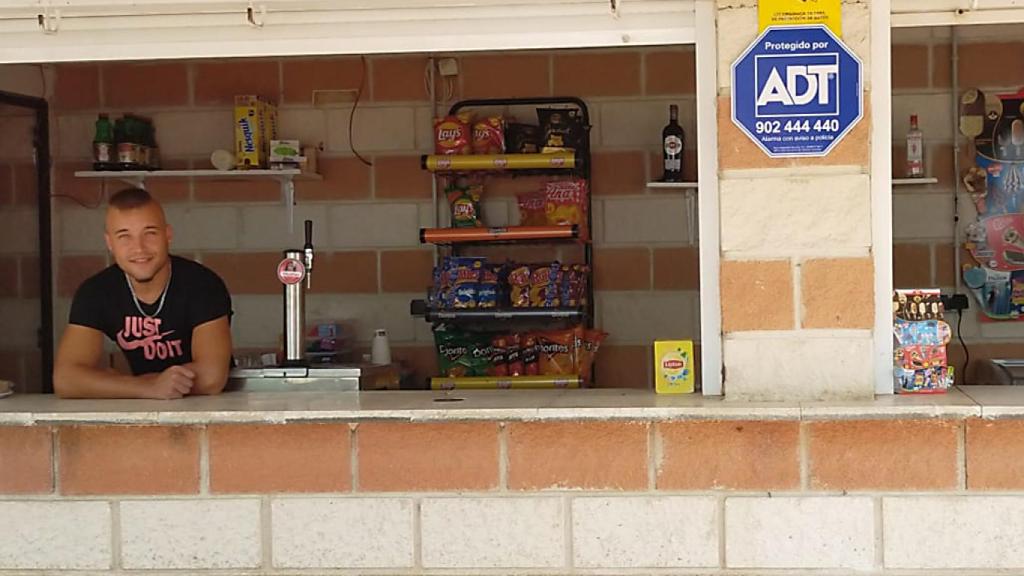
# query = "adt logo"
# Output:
<box><xmin>732</xmin><ymin>25</ymin><xmax>862</xmax><ymax>158</ymax></box>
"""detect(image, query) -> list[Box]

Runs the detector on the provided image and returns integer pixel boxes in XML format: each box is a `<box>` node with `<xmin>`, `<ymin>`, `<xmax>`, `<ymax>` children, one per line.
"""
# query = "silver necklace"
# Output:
<box><xmin>125</xmin><ymin>266</ymin><xmax>172</xmax><ymax>319</ymax></box>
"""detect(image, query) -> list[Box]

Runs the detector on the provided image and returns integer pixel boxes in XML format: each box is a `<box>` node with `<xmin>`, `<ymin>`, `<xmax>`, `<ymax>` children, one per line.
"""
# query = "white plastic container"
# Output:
<box><xmin>370</xmin><ymin>328</ymin><xmax>391</xmax><ymax>365</ymax></box>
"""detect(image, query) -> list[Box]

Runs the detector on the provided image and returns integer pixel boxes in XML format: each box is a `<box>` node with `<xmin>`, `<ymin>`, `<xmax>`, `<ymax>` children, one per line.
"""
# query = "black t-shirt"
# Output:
<box><xmin>69</xmin><ymin>255</ymin><xmax>232</xmax><ymax>376</ymax></box>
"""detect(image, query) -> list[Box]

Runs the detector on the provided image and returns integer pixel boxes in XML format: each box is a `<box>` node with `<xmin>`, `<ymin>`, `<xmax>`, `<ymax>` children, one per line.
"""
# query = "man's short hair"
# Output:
<box><xmin>108</xmin><ymin>187</ymin><xmax>154</xmax><ymax>210</ymax></box>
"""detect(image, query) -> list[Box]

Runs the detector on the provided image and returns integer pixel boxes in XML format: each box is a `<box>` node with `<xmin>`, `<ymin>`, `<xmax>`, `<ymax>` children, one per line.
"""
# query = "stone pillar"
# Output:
<box><xmin>716</xmin><ymin>1</ymin><xmax>877</xmax><ymax>401</ymax></box>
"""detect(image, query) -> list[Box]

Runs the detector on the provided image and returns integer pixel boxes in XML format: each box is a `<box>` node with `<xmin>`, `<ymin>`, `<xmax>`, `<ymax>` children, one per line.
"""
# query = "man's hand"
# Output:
<box><xmin>146</xmin><ymin>365</ymin><xmax>196</xmax><ymax>399</ymax></box>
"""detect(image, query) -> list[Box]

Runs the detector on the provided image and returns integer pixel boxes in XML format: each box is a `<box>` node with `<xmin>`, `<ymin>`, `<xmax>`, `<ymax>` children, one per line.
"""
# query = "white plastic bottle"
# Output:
<box><xmin>906</xmin><ymin>114</ymin><xmax>924</xmax><ymax>178</ymax></box>
<box><xmin>370</xmin><ymin>328</ymin><xmax>392</xmax><ymax>365</ymax></box>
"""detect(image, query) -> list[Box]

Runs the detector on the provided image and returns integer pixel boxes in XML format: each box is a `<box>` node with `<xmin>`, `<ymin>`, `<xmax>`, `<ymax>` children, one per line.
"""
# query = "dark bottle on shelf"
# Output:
<box><xmin>661</xmin><ymin>104</ymin><xmax>684</xmax><ymax>182</ymax></box>
<box><xmin>92</xmin><ymin>113</ymin><xmax>115</xmax><ymax>171</ymax></box>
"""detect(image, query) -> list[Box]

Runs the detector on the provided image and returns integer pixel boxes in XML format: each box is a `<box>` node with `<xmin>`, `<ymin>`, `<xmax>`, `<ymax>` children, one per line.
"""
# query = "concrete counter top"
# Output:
<box><xmin>1</xmin><ymin>386</ymin><xmax>1020</xmax><ymax>425</ymax></box>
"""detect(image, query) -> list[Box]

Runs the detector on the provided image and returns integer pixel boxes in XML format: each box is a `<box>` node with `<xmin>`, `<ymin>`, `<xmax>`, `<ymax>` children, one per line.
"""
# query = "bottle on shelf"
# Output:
<box><xmin>92</xmin><ymin>113</ymin><xmax>115</xmax><ymax>171</ymax></box>
<box><xmin>370</xmin><ymin>328</ymin><xmax>392</xmax><ymax>365</ymax></box>
<box><xmin>661</xmin><ymin>104</ymin><xmax>685</xmax><ymax>182</ymax></box>
<box><xmin>906</xmin><ymin>114</ymin><xmax>924</xmax><ymax>178</ymax></box>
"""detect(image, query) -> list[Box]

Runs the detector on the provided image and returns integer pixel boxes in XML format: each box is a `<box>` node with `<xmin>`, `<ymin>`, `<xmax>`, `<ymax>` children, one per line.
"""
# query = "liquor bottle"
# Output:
<box><xmin>906</xmin><ymin>114</ymin><xmax>924</xmax><ymax>178</ymax></box>
<box><xmin>92</xmin><ymin>113</ymin><xmax>115</xmax><ymax>171</ymax></box>
<box><xmin>662</xmin><ymin>104</ymin><xmax>684</xmax><ymax>182</ymax></box>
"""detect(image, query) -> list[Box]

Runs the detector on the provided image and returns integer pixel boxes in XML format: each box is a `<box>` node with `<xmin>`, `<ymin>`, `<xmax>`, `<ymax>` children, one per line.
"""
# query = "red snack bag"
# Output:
<box><xmin>535</xmin><ymin>329</ymin><xmax>576</xmax><ymax>376</ymax></box>
<box><xmin>507</xmin><ymin>333</ymin><xmax>524</xmax><ymax>376</ymax></box>
<box><xmin>577</xmin><ymin>329</ymin><xmax>607</xmax><ymax>385</ymax></box>
<box><xmin>544</xmin><ymin>179</ymin><xmax>589</xmax><ymax>240</ymax></box>
<box><xmin>434</xmin><ymin>114</ymin><xmax>472</xmax><ymax>155</ymax></box>
<box><xmin>521</xmin><ymin>334</ymin><xmax>539</xmax><ymax>375</ymax></box>
<box><xmin>472</xmin><ymin>116</ymin><xmax>505</xmax><ymax>155</ymax></box>
<box><xmin>490</xmin><ymin>335</ymin><xmax>509</xmax><ymax>376</ymax></box>
<box><xmin>508</xmin><ymin>265</ymin><xmax>531</xmax><ymax>308</ymax></box>
<box><xmin>516</xmin><ymin>191</ymin><xmax>546</xmax><ymax>226</ymax></box>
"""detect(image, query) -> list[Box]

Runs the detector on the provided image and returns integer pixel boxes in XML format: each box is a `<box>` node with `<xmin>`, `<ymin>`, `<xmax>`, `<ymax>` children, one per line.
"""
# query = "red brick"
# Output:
<box><xmin>374</xmin><ymin>155</ymin><xmax>432</xmax><ymax>199</ymax></box>
<box><xmin>12</xmin><ymin>163</ymin><xmax>38</xmax><ymax>206</ymax></box>
<box><xmin>194</xmin><ymin>59</ymin><xmax>280</xmax><ymax>106</ymax></box>
<box><xmin>144</xmin><ymin>158</ymin><xmax>190</xmax><ymax>203</ymax></box>
<box><xmin>380</xmin><ymin>250</ymin><xmax>433</xmax><ymax>293</ymax></box>
<box><xmin>645</xmin><ymin>49</ymin><xmax>696</xmax><ymax>95</ymax></box>
<box><xmin>721</xmin><ymin>260</ymin><xmax>794</xmax><ymax>332</ymax></box>
<box><xmin>0</xmin><ymin>426</ymin><xmax>52</xmax><ymax>494</ymax></box>
<box><xmin>201</xmin><ymin>252</ymin><xmax>282</xmax><ymax>294</ymax></box>
<box><xmin>653</xmin><ymin>247</ymin><xmax>700</xmax><ymax>290</ymax></box>
<box><xmin>593</xmin><ymin>247</ymin><xmax>651</xmax><ymax>290</ymax></box>
<box><xmin>892</xmin><ymin>45</ymin><xmax>930</xmax><ymax>89</ymax></box>
<box><xmin>296</xmin><ymin>156</ymin><xmax>371</xmax><ymax>201</ymax></box>
<box><xmin>594</xmin><ymin>345</ymin><xmax>650</xmax><ymax>388</ymax></box>
<box><xmin>54</xmin><ymin>64</ymin><xmax>100</xmax><ymax>110</ymax></box>
<box><xmin>657</xmin><ymin>421</ymin><xmax>799</xmax><ymax>490</ymax></box>
<box><xmin>801</xmin><ymin>258</ymin><xmax>874</xmax><ymax>329</ymax></box>
<box><xmin>210</xmin><ymin>424</ymin><xmax>350</xmax><ymax>493</ymax></box>
<box><xmin>372</xmin><ymin>56</ymin><xmax>430</xmax><ymax>102</ymax></box>
<box><xmin>893</xmin><ymin>243</ymin><xmax>931</xmax><ymax>288</ymax></box>
<box><xmin>554</xmin><ymin>51</ymin><xmax>641</xmax><ymax>97</ymax></box>
<box><xmin>933</xmin><ymin>43</ymin><xmax>951</xmax><ymax>88</ymax></box>
<box><xmin>103</xmin><ymin>62</ymin><xmax>188</xmax><ymax>108</ymax></box>
<box><xmin>358</xmin><ymin>422</ymin><xmax>499</xmax><ymax>491</ymax></box>
<box><xmin>194</xmin><ymin>178</ymin><xmax>279</xmax><ymax>202</ymax></box>
<box><xmin>967</xmin><ymin>419</ymin><xmax>1024</xmax><ymax>490</ymax></box>
<box><xmin>20</xmin><ymin>255</ymin><xmax>39</xmax><ymax>298</ymax></box>
<box><xmin>59</xmin><ymin>425</ymin><xmax>200</xmax><ymax>495</ymax></box>
<box><xmin>460</xmin><ymin>54</ymin><xmax>550</xmax><ymax>99</ymax></box>
<box><xmin>809</xmin><ymin>420</ymin><xmax>959</xmax><ymax>490</ymax></box>
<box><xmin>282</xmin><ymin>57</ymin><xmax>363</xmax><ymax>105</ymax></box>
<box><xmin>57</xmin><ymin>255</ymin><xmax>106</xmax><ymax>298</ymax></box>
<box><xmin>591</xmin><ymin>150</ymin><xmax>646</xmax><ymax>195</ymax></box>
<box><xmin>508</xmin><ymin>421</ymin><xmax>648</xmax><ymax>490</ymax></box>
<box><xmin>53</xmin><ymin>162</ymin><xmax>103</xmax><ymax>209</ymax></box>
<box><xmin>958</xmin><ymin>42</ymin><xmax>1024</xmax><ymax>88</ymax></box>
<box><xmin>0</xmin><ymin>256</ymin><xmax>17</xmax><ymax>298</ymax></box>
<box><xmin>0</xmin><ymin>164</ymin><xmax>12</xmax><ymax>205</ymax></box>
<box><xmin>311</xmin><ymin>251</ymin><xmax>378</xmax><ymax>293</ymax></box>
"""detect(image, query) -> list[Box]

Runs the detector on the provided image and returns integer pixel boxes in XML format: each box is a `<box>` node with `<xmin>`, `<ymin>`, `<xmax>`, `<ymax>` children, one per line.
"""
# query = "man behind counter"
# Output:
<box><xmin>54</xmin><ymin>188</ymin><xmax>233</xmax><ymax>399</ymax></box>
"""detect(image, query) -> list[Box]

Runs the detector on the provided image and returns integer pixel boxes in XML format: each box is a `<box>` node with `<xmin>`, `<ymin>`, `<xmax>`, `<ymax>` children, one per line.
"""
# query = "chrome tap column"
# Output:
<box><xmin>278</xmin><ymin>220</ymin><xmax>313</xmax><ymax>365</ymax></box>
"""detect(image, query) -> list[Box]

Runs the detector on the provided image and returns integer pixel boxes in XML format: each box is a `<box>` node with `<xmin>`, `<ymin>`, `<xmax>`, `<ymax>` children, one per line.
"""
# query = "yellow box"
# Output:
<box><xmin>654</xmin><ymin>340</ymin><xmax>695</xmax><ymax>394</ymax></box>
<box><xmin>234</xmin><ymin>95</ymin><xmax>277</xmax><ymax>169</ymax></box>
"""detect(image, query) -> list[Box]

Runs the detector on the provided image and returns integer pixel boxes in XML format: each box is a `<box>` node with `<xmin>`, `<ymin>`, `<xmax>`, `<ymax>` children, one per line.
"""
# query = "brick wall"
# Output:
<box><xmin>0</xmin><ymin>82</ymin><xmax>43</xmax><ymax>392</ymax></box>
<box><xmin>891</xmin><ymin>24</ymin><xmax>1024</xmax><ymax>384</ymax></box>
<box><xmin>42</xmin><ymin>49</ymin><xmax>700</xmax><ymax>388</ymax></box>
<box><xmin>3</xmin><ymin>415</ymin><xmax>1024</xmax><ymax>572</ymax></box>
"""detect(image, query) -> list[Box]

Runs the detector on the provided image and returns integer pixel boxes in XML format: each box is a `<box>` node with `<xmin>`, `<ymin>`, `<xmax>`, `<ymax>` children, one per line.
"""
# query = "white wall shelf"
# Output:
<box><xmin>646</xmin><ymin>181</ymin><xmax>699</xmax><ymax>189</ymax></box>
<box><xmin>893</xmin><ymin>177</ymin><xmax>938</xmax><ymax>185</ymax></box>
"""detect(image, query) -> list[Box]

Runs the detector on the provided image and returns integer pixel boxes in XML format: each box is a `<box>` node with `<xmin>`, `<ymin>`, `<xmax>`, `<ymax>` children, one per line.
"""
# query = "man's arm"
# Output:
<box><xmin>184</xmin><ymin>315</ymin><xmax>232</xmax><ymax>395</ymax></box>
<box><xmin>53</xmin><ymin>324</ymin><xmax>193</xmax><ymax>399</ymax></box>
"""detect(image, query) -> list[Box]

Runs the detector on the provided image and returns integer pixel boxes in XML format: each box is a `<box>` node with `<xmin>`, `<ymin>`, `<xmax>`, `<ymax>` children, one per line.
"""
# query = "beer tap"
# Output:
<box><xmin>303</xmin><ymin>220</ymin><xmax>314</xmax><ymax>290</ymax></box>
<box><xmin>278</xmin><ymin>220</ymin><xmax>314</xmax><ymax>366</ymax></box>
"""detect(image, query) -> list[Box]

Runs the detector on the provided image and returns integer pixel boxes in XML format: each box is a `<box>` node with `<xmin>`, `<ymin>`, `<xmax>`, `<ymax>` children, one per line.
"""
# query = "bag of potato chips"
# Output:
<box><xmin>544</xmin><ymin>179</ymin><xmax>588</xmax><ymax>240</ymax></box>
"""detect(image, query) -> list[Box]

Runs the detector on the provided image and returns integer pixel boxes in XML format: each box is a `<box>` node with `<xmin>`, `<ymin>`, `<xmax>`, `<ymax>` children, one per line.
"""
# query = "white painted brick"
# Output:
<box><xmin>599</xmin><ymin>99</ymin><xmax>696</xmax><ymax>150</ymax></box>
<box><xmin>602</xmin><ymin>196</ymin><xmax>690</xmax><ymax>244</ymax></box>
<box><xmin>892</xmin><ymin>193</ymin><xmax>955</xmax><ymax>240</ymax></box>
<box><xmin>327</xmin><ymin>106</ymin><xmax>416</xmax><ymax>153</ymax></box>
<box><xmin>328</xmin><ymin>203</ymin><xmax>419</xmax><ymax>247</ymax></box>
<box><xmin>164</xmin><ymin>205</ymin><xmax>239</xmax><ymax>251</ymax></box>
<box><xmin>228</xmin><ymin>295</ymin><xmax>279</xmax><ymax>347</ymax></box>
<box><xmin>0</xmin><ymin>208</ymin><xmax>41</xmax><ymax>254</ymax></box>
<box><xmin>892</xmin><ymin>93</ymin><xmax>954</xmax><ymax>142</ymax></box>
<box><xmin>272</xmin><ymin>498</ymin><xmax>414</xmax><ymax>568</ymax></box>
<box><xmin>0</xmin><ymin>299</ymin><xmax>41</xmax><ymax>348</ymax></box>
<box><xmin>56</xmin><ymin>114</ymin><xmax>96</xmax><ymax>160</ymax></box>
<box><xmin>421</xmin><ymin>497</ymin><xmax>564</xmax><ymax>568</ymax></box>
<box><xmin>413</xmin><ymin>105</ymin><xmax>435</xmax><ymax>153</ymax></box>
<box><xmin>721</xmin><ymin>174</ymin><xmax>871</xmax><ymax>256</ymax></box>
<box><xmin>154</xmin><ymin>110</ymin><xmax>234</xmax><ymax>157</ymax></box>
<box><xmin>238</xmin><ymin>203</ymin><xmax>330</xmax><ymax>250</ymax></box>
<box><xmin>277</xmin><ymin>108</ymin><xmax>329</xmax><ymax>150</ymax></box>
<box><xmin>572</xmin><ymin>496</ymin><xmax>718</xmax><ymax>568</ymax></box>
<box><xmin>885</xmin><ymin>496</ymin><xmax>1024</xmax><ymax>569</ymax></box>
<box><xmin>716</xmin><ymin>6</ymin><xmax>758</xmax><ymax>90</ymax></box>
<box><xmin>724</xmin><ymin>334</ymin><xmax>874</xmax><ymax>401</ymax></box>
<box><xmin>726</xmin><ymin>496</ymin><xmax>875</xmax><ymax>570</ymax></box>
<box><xmin>0</xmin><ymin>501</ymin><xmax>111</xmax><ymax>569</ymax></box>
<box><xmin>0</xmin><ymin>115</ymin><xmax>35</xmax><ymax>161</ymax></box>
<box><xmin>120</xmin><ymin>499</ymin><xmax>261</xmax><ymax>569</ymax></box>
<box><xmin>599</xmin><ymin>291</ymin><xmax>698</xmax><ymax>344</ymax></box>
<box><xmin>482</xmin><ymin>198</ymin><xmax>510</xmax><ymax>227</ymax></box>
<box><xmin>307</xmin><ymin>293</ymin><xmax>418</xmax><ymax>343</ymax></box>
<box><xmin>58</xmin><ymin>206</ymin><xmax>105</xmax><ymax>253</ymax></box>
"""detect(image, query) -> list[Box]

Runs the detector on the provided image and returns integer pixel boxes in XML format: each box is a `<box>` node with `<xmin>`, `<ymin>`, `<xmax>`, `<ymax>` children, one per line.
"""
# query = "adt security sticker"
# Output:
<box><xmin>732</xmin><ymin>25</ymin><xmax>862</xmax><ymax>158</ymax></box>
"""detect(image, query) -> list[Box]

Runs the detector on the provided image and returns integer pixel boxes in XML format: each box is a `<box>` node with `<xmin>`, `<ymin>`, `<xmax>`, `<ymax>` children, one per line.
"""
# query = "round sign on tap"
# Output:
<box><xmin>277</xmin><ymin>257</ymin><xmax>306</xmax><ymax>285</ymax></box>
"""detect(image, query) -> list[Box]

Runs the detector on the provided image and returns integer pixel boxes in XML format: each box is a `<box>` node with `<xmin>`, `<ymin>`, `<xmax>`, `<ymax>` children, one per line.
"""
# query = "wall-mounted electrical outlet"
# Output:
<box><xmin>438</xmin><ymin>58</ymin><xmax>459</xmax><ymax>77</ymax></box>
<box><xmin>941</xmin><ymin>293</ymin><xmax>970</xmax><ymax>312</ymax></box>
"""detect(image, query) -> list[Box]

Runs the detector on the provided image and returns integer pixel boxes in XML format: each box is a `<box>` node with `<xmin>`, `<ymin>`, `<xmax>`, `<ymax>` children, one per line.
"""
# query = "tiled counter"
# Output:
<box><xmin>1</xmin><ymin>387</ymin><xmax>1023</xmax><ymax>574</ymax></box>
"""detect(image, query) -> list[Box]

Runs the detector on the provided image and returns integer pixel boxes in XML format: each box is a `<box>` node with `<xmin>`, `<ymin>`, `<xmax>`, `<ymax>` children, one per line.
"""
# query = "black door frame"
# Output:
<box><xmin>0</xmin><ymin>89</ymin><xmax>53</xmax><ymax>393</ymax></box>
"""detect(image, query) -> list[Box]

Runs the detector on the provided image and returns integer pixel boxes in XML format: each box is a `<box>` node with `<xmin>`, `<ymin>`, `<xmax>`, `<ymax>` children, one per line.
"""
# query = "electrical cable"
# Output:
<box><xmin>957</xmin><ymin>309</ymin><xmax>970</xmax><ymax>384</ymax></box>
<box><xmin>348</xmin><ymin>55</ymin><xmax>372</xmax><ymax>167</ymax></box>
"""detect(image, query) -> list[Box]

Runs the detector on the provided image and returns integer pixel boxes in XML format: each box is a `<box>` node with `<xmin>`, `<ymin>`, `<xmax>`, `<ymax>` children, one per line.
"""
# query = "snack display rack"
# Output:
<box><xmin>409</xmin><ymin>96</ymin><xmax>595</xmax><ymax>387</ymax></box>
